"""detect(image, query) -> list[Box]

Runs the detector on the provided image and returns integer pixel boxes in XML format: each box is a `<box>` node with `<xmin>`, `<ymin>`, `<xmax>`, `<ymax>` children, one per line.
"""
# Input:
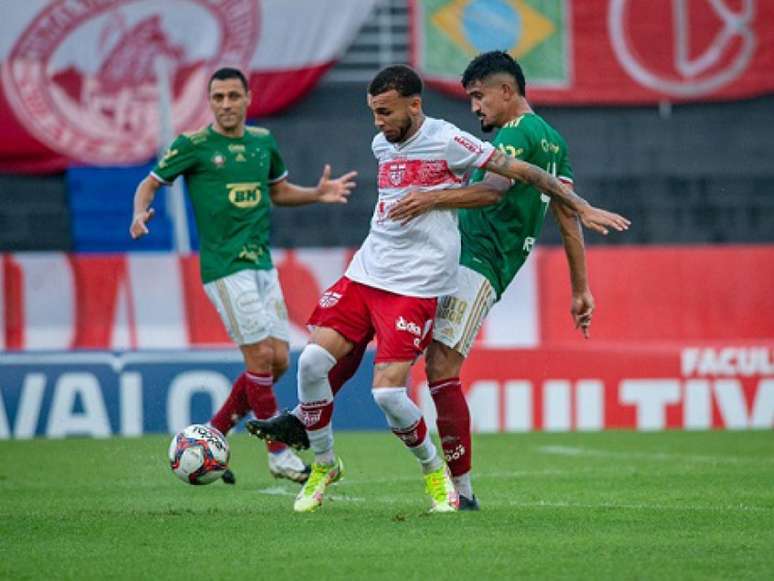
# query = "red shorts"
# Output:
<box><xmin>308</xmin><ymin>277</ymin><xmax>437</xmax><ymax>363</ymax></box>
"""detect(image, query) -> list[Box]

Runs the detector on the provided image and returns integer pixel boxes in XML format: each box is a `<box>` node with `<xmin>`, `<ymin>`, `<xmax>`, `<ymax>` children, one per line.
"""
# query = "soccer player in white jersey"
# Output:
<box><xmin>255</xmin><ymin>65</ymin><xmax>628</xmax><ymax>514</ymax></box>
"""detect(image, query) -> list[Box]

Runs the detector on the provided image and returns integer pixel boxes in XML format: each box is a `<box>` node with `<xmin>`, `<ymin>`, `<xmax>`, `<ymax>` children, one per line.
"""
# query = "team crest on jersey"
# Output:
<box><xmin>212</xmin><ymin>154</ymin><xmax>225</xmax><ymax>167</ymax></box>
<box><xmin>0</xmin><ymin>0</ymin><xmax>258</xmax><ymax>165</ymax></box>
<box><xmin>319</xmin><ymin>291</ymin><xmax>342</xmax><ymax>308</ymax></box>
<box><xmin>388</xmin><ymin>161</ymin><xmax>408</xmax><ymax>186</ymax></box>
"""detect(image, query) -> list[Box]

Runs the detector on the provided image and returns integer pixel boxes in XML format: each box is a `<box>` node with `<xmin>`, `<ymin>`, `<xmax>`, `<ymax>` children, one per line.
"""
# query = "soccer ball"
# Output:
<box><xmin>168</xmin><ymin>424</ymin><xmax>230</xmax><ymax>485</ymax></box>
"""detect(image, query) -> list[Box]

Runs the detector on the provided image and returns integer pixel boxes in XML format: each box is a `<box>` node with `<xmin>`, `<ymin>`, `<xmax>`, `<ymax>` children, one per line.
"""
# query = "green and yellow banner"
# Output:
<box><xmin>412</xmin><ymin>0</ymin><xmax>569</xmax><ymax>89</ymax></box>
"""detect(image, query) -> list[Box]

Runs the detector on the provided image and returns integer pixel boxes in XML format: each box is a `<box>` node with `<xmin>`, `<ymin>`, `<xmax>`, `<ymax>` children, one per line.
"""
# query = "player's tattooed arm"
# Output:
<box><xmin>388</xmin><ymin>172</ymin><xmax>508</xmax><ymax>225</ymax></box>
<box><xmin>129</xmin><ymin>176</ymin><xmax>162</xmax><ymax>239</ymax></box>
<box><xmin>484</xmin><ymin>151</ymin><xmax>631</xmax><ymax>235</ymax></box>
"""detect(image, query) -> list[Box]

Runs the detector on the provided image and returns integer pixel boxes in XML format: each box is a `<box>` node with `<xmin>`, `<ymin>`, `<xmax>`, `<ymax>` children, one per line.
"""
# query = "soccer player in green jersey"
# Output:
<box><xmin>397</xmin><ymin>51</ymin><xmax>599</xmax><ymax>509</ymax></box>
<box><xmin>129</xmin><ymin>67</ymin><xmax>356</xmax><ymax>484</ymax></box>
<box><xmin>244</xmin><ymin>63</ymin><xmax>628</xmax><ymax>512</ymax></box>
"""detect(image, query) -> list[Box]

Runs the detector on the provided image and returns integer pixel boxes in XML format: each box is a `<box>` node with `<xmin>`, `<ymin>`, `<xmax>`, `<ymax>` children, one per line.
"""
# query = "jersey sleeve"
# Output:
<box><xmin>267</xmin><ymin>133</ymin><xmax>288</xmax><ymax>184</ymax></box>
<box><xmin>150</xmin><ymin>134</ymin><xmax>197</xmax><ymax>184</ymax></box>
<box><xmin>444</xmin><ymin>129</ymin><xmax>496</xmax><ymax>172</ymax></box>
<box><xmin>556</xmin><ymin>137</ymin><xmax>574</xmax><ymax>184</ymax></box>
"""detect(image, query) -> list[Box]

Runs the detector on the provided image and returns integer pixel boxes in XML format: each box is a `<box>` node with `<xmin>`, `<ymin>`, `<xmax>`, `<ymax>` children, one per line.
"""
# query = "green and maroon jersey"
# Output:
<box><xmin>151</xmin><ymin>125</ymin><xmax>287</xmax><ymax>283</ymax></box>
<box><xmin>459</xmin><ymin>113</ymin><xmax>573</xmax><ymax>299</ymax></box>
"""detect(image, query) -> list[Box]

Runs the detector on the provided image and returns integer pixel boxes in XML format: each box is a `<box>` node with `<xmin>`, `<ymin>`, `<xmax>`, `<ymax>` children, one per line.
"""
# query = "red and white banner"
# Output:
<box><xmin>413</xmin><ymin>345</ymin><xmax>774</xmax><ymax>431</ymax></box>
<box><xmin>0</xmin><ymin>248</ymin><xmax>541</xmax><ymax>351</ymax></box>
<box><xmin>2</xmin><ymin>246</ymin><xmax>773</xmax><ymax>352</ymax></box>
<box><xmin>411</xmin><ymin>0</ymin><xmax>774</xmax><ymax>106</ymax></box>
<box><xmin>0</xmin><ymin>0</ymin><xmax>377</xmax><ymax>172</ymax></box>
<box><xmin>2</xmin><ymin>245</ymin><xmax>773</xmax><ymax>432</ymax></box>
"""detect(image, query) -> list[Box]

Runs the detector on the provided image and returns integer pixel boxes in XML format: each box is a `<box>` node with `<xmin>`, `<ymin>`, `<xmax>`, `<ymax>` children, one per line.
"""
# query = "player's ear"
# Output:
<box><xmin>409</xmin><ymin>95</ymin><xmax>422</xmax><ymax>114</ymax></box>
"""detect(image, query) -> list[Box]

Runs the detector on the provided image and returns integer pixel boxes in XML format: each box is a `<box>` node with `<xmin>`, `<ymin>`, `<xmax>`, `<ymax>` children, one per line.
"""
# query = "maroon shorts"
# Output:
<box><xmin>308</xmin><ymin>277</ymin><xmax>437</xmax><ymax>363</ymax></box>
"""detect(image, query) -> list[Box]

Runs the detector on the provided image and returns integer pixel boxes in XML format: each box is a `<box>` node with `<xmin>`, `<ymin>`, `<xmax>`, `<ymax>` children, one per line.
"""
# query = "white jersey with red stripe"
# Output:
<box><xmin>345</xmin><ymin>117</ymin><xmax>495</xmax><ymax>298</ymax></box>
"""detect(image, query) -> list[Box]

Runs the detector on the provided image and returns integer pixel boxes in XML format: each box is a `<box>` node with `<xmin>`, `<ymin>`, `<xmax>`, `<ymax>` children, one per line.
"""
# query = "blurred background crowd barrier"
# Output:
<box><xmin>0</xmin><ymin>0</ymin><xmax>772</xmax><ymax>437</ymax></box>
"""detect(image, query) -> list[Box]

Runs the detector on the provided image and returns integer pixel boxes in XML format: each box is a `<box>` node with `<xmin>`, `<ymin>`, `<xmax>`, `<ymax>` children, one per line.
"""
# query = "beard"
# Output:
<box><xmin>479</xmin><ymin>118</ymin><xmax>495</xmax><ymax>133</ymax></box>
<box><xmin>384</xmin><ymin>118</ymin><xmax>413</xmax><ymax>143</ymax></box>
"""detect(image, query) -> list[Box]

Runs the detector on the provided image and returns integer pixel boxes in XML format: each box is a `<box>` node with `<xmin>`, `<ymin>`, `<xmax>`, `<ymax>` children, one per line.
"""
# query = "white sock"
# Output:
<box><xmin>297</xmin><ymin>343</ymin><xmax>337</xmax><ymax>456</ymax></box>
<box><xmin>413</xmin><ymin>434</ymin><xmax>443</xmax><ymax>474</ymax></box>
<box><xmin>314</xmin><ymin>449</ymin><xmax>336</xmax><ymax>466</ymax></box>
<box><xmin>452</xmin><ymin>472</ymin><xmax>473</xmax><ymax>499</ymax></box>
<box><xmin>373</xmin><ymin>387</ymin><xmax>441</xmax><ymax>473</ymax></box>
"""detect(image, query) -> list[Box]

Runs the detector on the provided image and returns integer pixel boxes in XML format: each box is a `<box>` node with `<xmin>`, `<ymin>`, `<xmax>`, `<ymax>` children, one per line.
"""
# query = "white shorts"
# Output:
<box><xmin>204</xmin><ymin>268</ymin><xmax>290</xmax><ymax>346</ymax></box>
<box><xmin>432</xmin><ymin>265</ymin><xmax>496</xmax><ymax>358</ymax></box>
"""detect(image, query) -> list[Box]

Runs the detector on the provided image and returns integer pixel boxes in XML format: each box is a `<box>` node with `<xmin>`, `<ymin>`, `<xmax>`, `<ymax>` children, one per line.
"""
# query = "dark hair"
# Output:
<box><xmin>368</xmin><ymin>65</ymin><xmax>423</xmax><ymax>97</ymax></box>
<box><xmin>209</xmin><ymin>67</ymin><xmax>249</xmax><ymax>91</ymax></box>
<box><xmin>461</xmin><ymin>51</ymin><xmax>526</xmax><ymax>97</ymax></box>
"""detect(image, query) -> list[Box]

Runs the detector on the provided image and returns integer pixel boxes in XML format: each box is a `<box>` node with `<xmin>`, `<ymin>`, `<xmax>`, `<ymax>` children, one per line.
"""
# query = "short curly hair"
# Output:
<box><xmin>368</xmin><ymin>65</ymin><xmax>423</xmax><ymax>97</ymax></box>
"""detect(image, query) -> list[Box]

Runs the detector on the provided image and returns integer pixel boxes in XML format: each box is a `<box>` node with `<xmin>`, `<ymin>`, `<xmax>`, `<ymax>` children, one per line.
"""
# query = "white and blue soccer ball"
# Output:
<box><xmin>168</xmin><ymin>424</ymin><xmax>230</xmax><ymax>485</ymax></box>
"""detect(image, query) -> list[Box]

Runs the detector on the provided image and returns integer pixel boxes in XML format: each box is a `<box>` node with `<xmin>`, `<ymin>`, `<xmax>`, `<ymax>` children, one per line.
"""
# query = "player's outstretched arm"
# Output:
<box><xmin>483</xmin><ymin>151</ymin><xmax>631</xmax><ymax>236</ymax></box>
<box><xmin>551</xmin><ymin>202</ymin><xmax>594</xmax><ymax>338</ymax></box>
<box><xmin>388</xmin><ymin>173</ymin><xmax>510</xmax><ymax>225</ymax></box>
<box><xmin>130</xmin><ymin>176</ymin><xmax>161</xmax><ymax>239</ymax></box>
<box><xmin>270</xmin><ymin>164</ymin><xmax>357</xmax><ymax>207</ymax></box>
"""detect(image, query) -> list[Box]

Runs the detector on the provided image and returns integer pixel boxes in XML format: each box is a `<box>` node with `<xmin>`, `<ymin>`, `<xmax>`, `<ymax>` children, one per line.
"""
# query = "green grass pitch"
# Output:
<box><xmin>2</xmin><ymin>430</ymin><xmax>773</xmax><ymax>580</ymax></box>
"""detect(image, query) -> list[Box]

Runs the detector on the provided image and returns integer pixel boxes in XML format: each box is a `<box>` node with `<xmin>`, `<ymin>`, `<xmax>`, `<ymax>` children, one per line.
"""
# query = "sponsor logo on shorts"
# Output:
<box><xmin>319</xmin><ymin>291</ymin><xmax>342</xmax><ymax>308</ymax></box>
<box><xmin>396</xmin><ymin>316</ymin><xmax>422</xmax><ymax>337</ymax></box>
<box><xmin>236</xmin><ymin>291</ymin><xmax>261</xmax><ymax>313</ymax></box>
<box><xmin>438</xmin><ymin>296</ymin><xmax>467</xmax><ymax>325</ymax></box>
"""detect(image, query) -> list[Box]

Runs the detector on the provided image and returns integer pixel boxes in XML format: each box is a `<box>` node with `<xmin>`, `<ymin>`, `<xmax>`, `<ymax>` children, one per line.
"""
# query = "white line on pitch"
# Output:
<box><xmin>507</xmin><ymin>500</ymin><xmax>772</xmax><ymax>513</ymax></box>
<box><xmin>537</xmin><ymin>445</ymin><xmax>774</xmax><ymax>464</ymax></box>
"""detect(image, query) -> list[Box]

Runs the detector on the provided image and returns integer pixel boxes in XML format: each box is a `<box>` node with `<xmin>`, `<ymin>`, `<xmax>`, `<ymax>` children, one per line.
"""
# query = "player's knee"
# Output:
<box><xmin>297</xmin><ymin>343</ymin><xmax>337</xmax><ymax>384</ymax></box>
<box><xmin>243</xmin><ymin>341</ymin><xmax>275</xmax><ymax>373</ymax></box>
<box><xmin>425</xmin><ymin>341</ymin><xmax>459</xmax><ymax>382</ymax></box>
<box><xmin>372</xmin><ymin>386</ymin><xmax>408</xmax><ymax>415</ymax></box>
<box><xmin>272</xmin><ymin>355</ymin><xmax>290</xmax><ymax>381</ymax></box>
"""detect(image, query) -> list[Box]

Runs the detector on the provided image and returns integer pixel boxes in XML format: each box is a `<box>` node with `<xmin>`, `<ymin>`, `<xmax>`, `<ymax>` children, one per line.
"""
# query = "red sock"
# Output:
<box><xmin>391</xmin><ymin>417</ymin><xmax>429</xmax><ymax>448</ymax></box>
<box><xmin>328</xmin><ymin>334</ymin><xmax>370</xmax><ymax>396</ymax></box>
<box><xmin>210</xmin><ymin>372</ymin><xmax>250</xmax><ymax>435</ymax></box>
<box><xmin>429</xmin><ymin>377</ymin><xmax>472</xmax><ymax>477</ymax></box>
<box><xmin>245</xmin><ymin>371</ymin><xmax>286</xmax><ymax>454</ymax></box>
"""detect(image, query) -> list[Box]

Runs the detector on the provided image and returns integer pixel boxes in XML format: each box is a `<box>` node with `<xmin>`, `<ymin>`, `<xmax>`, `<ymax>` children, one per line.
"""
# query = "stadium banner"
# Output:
<box><xmin>412</xmin><ymin>345</ymin><xmax>774</xmax><ymax>432</ymax></box>
<box><xmin>410</xmin><ymin>0</ymin><xmax>774</xmax><ymax>105</ymax></box>
<box><xmin>1</xmin><ymin>344</ymin><xmax>771</xmax><ymax>439</ymax></box>
<box><xmin>0</xmin><ymin>350</ymin><xmax>385</xmax><ymax>439</ymax></box>
<box><xmin>2</xmin><ymin>246</ymin><xmax>773</xmax><ymax>353</ymax></box>
<box><xmin>0</xmin><ymin>0</ymin><xmax>378</xmax><ymax>172</ymax></box>
<box><xmin>0</xmin><ymin>249</ymin><xmax>540</xmax><ymax>351</ymax></box>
